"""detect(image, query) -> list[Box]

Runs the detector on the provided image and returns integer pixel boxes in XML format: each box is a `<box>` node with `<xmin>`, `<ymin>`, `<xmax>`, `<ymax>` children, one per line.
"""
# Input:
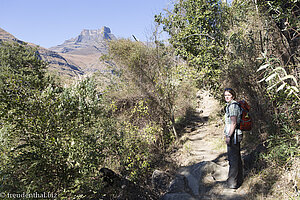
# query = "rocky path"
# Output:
<box><xmin>160</xmin><ymin>90</ymin><xmax>247</xmax><ymax>200</ymax></box>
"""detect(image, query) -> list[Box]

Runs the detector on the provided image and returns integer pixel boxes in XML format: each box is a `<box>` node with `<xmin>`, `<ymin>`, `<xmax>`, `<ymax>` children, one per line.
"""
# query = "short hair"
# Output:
<box><xmin>224</xmin><ymin>88</ymin><xmax>236</xmax><ymax>99</ymax></box>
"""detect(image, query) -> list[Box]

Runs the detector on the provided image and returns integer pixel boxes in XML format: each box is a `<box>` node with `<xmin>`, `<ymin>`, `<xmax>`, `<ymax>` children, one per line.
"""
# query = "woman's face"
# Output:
<box><xmin>224</xmin><ymin>91</ymin><xmax>233</xmax><ymax>103</ymax></box>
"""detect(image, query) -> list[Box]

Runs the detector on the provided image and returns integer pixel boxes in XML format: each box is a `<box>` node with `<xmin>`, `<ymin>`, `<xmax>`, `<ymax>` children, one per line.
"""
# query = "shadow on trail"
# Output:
<box><xmin>239</xmin><ymin>143</ymin><xmax>279</xmax><ymax>199</ymax></box>
<box><xmin>160</xmin><ymin>142</ymin><xmax>273</xmax><ymax>199</ymax></box>
<box><xmin>161</xmin><ymin>102</ymin><xmax>277</xmax><ymax>199</ymax></box>
<box><xmin>175</xmin><ymin>107</ymin><xmax>209</xmax><ymax>138</ymax></box>
<box><xmin>212</xmin><ymin>152</ymin><xmax>227</xmax><ymax>164</ymax></box>
<box><xmin>197</xmin><ymin>143</ymin><xmax>273</xmax><ymax>200</ymax></box>
<box><xmin>187</xmin><ymin>135</ymin><xmax>207</xmax><ymax>142</ymax></box>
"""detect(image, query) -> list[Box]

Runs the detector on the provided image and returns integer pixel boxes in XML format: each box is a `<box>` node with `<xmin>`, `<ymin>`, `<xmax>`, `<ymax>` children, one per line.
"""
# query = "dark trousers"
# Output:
<box><xmin>227</xmin><ymin>137</ymin><xmax>243</xmax><ymax>188</ymax></box>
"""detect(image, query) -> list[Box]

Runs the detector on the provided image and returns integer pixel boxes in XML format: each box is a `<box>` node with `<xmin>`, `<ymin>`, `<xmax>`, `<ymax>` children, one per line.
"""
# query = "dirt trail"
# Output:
<box><xmin>164</xmin><ymin>90</ymin><xmax>247</xmax><ymax>200</ymax></box>
<box><xmin>173</xmin><ymin>90</ymin><xmax>226</xmax><ymax>166</ymax></box>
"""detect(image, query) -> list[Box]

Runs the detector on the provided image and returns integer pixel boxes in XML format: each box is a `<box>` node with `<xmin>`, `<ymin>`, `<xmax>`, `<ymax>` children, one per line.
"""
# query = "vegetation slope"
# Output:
<box><xmin>0</xmin><ymin>0</ymin><xmax>299</xmax><ymax>199</ymax></box>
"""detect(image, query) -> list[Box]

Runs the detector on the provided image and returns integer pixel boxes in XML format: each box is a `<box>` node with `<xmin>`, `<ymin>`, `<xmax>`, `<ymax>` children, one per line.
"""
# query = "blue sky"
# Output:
<box><xmin>1</xmin><ymin>0</ymin><xmax>172</xmax><ymax>48</ymax></box>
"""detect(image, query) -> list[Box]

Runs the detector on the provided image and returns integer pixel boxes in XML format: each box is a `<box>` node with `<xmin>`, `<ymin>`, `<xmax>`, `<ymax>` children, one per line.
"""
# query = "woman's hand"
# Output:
<box><xmin>225</xmin><ymin>135</ymin><xmax>231</xmax><ymax>144</ymax></box>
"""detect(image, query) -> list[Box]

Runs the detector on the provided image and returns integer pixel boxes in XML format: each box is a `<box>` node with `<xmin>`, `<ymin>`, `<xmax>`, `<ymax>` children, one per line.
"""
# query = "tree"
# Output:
<box><xmin>155</xmin><ymin>0</ymin><xmax>230</xmax><ymax>89</ymax></box>
<box><xmin>0</xmin><ymin>42</ymin><xmax>48</xmax><ymax>120</ymax></box>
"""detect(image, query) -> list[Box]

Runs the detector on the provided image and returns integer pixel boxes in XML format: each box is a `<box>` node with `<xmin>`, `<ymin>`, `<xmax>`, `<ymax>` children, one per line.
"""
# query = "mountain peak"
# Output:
<box><xmin>80</xmin><ymin>26</ymin><xmax>111</xmax><ymax>36</ymax></box>
<box><xmin>78</xmin><ymin>26</ymin><xmax>114</xmax><ymax>41</ymax></box>
<box><xmin>50</xmin><ymin>26</ymin><xmax>116</xmax><ymax>55</ymax></box>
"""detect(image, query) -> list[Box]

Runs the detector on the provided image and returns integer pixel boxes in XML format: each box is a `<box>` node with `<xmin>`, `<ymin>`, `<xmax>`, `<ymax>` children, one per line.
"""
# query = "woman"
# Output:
<box><xmin>224</xmin><ymin>88</ymin><xmax>243</xmax><ymax>189</ymax></box>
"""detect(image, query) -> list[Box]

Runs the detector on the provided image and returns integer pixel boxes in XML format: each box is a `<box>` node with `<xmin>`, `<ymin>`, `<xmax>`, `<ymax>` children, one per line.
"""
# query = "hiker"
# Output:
<box><xmin>223</xmin><ymin>88</ymin><xmax>243</xmax><ymax>189</ymax></box>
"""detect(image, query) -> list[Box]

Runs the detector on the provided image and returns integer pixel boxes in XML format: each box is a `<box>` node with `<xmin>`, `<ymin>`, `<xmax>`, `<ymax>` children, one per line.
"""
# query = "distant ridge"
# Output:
<box><xmin>0</xmin><ymin>28</ymin><xmax>24</xmax><ymax>44</ymax></box>
<box><xmin>0</xmin><ymin>26</ymin><xmax>116</xmax><ymax>79</ymax></box>
<box><xmin>49</xmin><ymin>26</ymin><xmax>116</xmax><ymax>55</ymax></box>
<box><xmin>0</xmin><ymin>27</ymin><xmax>83</xmax><ymax>77</ymax></box>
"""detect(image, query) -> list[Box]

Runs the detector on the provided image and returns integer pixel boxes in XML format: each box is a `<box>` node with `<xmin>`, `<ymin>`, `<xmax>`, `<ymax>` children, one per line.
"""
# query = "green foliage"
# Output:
<box><xmin>263</xmin><ymin>124</ymin><xmax>299</xmax><ymax>167</ymax></box>
<box><xmin>226</xmin><ymin>0</ymin><xmax>300</xmax><ymax>168</ymax></box>
<box><xmin>0</xmin><ymin>42</ymin><xmax>48</xmax><ymax>120</ymax></box>
<box><xmin>0</xmin><ymin>78</ymin><xmax>119</xmax><ymax>198</ymax></box>
<box><xmin>159</xmin><ymin>0</ymin><xmax>299</xmax><ymax>170</ymax></box>
<box><xmin>252</xmin><ymin>0</ymin><xmax>300</xmax><ymax>168</ymax></box>
<box><xmin>0</xmin><ymin>42</ymin><xmax>120</xmax><ymax>198</ymax></box>
<box><xmin>259</xmin><ymin>0</ymin><xmax>300</xmax><ymax>29</ymax></box>
<box><xmin>106</xmin><ymin>39</ymin><xmax>197</xmax><ymax>142</ymax></box>
<box><xmin>118</xmin><ymin>121</ymin><xmax>154</xmax><ymax>182</ymax></box>
<box><xmin>257</xmin><ymin>55</ymin><xmax>299</xmax><ymax>99</ymax></box>
<box><xmin>155</xmin><ymin>0</ymin><xmax>230</xmax><ymax>90</ymax></box>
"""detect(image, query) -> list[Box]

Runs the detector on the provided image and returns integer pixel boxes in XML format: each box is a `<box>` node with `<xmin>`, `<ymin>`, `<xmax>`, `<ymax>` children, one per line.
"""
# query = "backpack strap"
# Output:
<box><xmin>226</xmin><ymin>102</ymin><xmax>239</xmax><ymax>115</ymax></box>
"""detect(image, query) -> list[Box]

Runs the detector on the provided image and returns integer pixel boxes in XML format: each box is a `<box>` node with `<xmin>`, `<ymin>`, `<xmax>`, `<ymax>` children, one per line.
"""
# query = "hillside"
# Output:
<box><xmin>0</xmin><ymin>27</ymin><xmax>83</xmax><ymax>77</ymax></box>
<box><xmin>0</xmin><ymin>0</ymin><xmax>299</xmax><ymax>199</ymax></box>
<box><xmin>0</xmin><ymin>26</ymin><xmax>116</xmax><ymax>78</ymax></box>
<box><xmin>0</xmin><ymin>28</ymin><xmax>23</xmax><ymax>44</ymax></box>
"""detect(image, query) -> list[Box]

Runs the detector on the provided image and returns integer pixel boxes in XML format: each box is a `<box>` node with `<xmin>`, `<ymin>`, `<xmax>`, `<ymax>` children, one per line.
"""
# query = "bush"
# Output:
<box><xmin>0</xmin><ymin>42</ymin><xmax>120</xmax><ymax>198</ymax></box>
<box><xmin>105</xmin><ymin>39</ymin><xmax>198</xmax><ymax>143</ymax></box>
<box><xmin>1</xmin><ymin>78</ymin><xmax>121</xmax><ymax>197</ymax></box>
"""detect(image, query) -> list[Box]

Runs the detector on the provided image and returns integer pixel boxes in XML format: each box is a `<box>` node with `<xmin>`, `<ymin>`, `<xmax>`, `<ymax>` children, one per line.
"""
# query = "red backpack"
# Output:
<box><xmin>228</xmin><ymin>100</ymin><xmax>252</xmax><ymax>131</ymax></box>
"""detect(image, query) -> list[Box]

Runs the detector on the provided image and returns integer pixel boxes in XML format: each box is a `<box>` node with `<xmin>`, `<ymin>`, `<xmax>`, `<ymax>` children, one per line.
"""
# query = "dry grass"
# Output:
<box><xmin>240</xmin><ymin>157</ymin><xmax>300</xmax><ymax>200</ymax></box>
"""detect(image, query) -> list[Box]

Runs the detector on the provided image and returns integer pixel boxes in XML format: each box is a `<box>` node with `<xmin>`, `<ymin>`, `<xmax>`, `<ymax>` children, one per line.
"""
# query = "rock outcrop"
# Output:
<box><xmin>49</xmin><ymin>26</ymin><xmax>116</xmax><ymax>55</ymax></box>
<box><xmin>49</xmin><ymin>26</ymin><xmax>116</xmax><ymax>74</ymax></box>
<box><xmin>155</xmin><ymin>161</ymin><xmax>228</xmax><ymax>200</ymax></box>
<box><xmin>98</xmin><ymin>167</ymin><xmax>158</xmax><ymax>200</ymax></box>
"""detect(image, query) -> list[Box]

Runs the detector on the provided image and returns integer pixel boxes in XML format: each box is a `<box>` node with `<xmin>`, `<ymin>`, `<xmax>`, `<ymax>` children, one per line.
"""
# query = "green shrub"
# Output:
<box><xmin>0</xmin><ymin>77</ymin><xmax>120</xmax><ymax>198</ymax></box>
<box><xmin>105</xmin><ymin>39</ymin><xmax>197</xmax><ymax>143</ymax></box>
<box><xmin>0</xmin><ymin>42</ymin><xmax>120</xmax><ymax>198</ymax></box>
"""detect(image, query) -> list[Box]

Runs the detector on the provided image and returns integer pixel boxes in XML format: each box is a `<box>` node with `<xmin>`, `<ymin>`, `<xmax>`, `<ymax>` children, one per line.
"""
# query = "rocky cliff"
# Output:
<box><xmin>49</xmin><ymin>26</ymin><xmax>116</xmax><ymax>55</ymax></box>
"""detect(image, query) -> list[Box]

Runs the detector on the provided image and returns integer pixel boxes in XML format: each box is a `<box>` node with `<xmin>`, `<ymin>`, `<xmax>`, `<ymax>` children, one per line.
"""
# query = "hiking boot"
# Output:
<box><xmin>227</xmin><ymin>184</ymin><xmax>238</xmax><ymax>189</ymax></box>
<box><xmin>227</xmin><ymin>180</ymin><xmax>239</xmax><ymax>189</ymax></box>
